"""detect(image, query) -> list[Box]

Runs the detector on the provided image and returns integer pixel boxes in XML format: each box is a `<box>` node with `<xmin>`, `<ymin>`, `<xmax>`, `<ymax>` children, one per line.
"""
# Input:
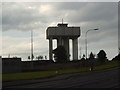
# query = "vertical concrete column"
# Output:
<box><xmin>57</xmin><ymin>39</ymin><xmax>59</xmax><ymax>47</ymax></box>
<box><xmin>64</xmin><ymin>38</ymin><xmax>69</xmax><ymax>60</ymax></box>
<box><xmin>61</xmin><ymin>38</ymin><xmax>64</xmax><ymax>46</ymax></box>
<box><xmin>72</xmin><ymin>38</ymin><xmax>78</xmax><ymax>60</ymax></box>
<box><xmin>49</xmin><ymin>38</ymin><xmax>53</xmax><ymax>60</ymax></box>
<box><xmin>57</xmin><ymin>37</ymin><xmax>62</xmax><ymax>47</ymax></box>
<box><xmin>57</xmin><ymin>37</ymin><xmax>70</xmax><ymax>60</ymax></box>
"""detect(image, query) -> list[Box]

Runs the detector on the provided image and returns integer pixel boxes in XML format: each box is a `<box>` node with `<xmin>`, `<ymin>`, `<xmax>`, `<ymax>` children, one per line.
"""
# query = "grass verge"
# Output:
<box><xmin>2</xmin><ymin>60</ymin><xmax>120</xmax><ymax>82</ymax></box>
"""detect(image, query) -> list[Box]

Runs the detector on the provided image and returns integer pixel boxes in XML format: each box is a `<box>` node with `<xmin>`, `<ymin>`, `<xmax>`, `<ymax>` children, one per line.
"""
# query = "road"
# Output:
<box><xmin>3</xmin><ymin>67</ymin><xmax>120</xmax><ymax>88</ymax></box>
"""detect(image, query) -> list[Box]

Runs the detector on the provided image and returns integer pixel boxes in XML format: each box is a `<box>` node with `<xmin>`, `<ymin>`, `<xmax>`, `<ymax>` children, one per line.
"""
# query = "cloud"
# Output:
<box><xmin>2</xmin><ymin>33</ymin><xmax>49</xmax><ymax>60</ymax></box>
<box><xmin>2</xmin><ymin>2</ymin><xmax>48</xmax><ymax>31</ymax></box>
<box><xmin>2</xmin><ymin>2</ymin><xmax>118</xmax><ymax>60</ymax></box>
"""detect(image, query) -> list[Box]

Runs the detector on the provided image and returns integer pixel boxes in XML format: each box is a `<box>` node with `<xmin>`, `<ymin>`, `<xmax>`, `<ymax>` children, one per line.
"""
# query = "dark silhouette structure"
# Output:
<box><xmin>46</xmin><ymin>22</ymin><xmax>80</xmax><ymax>60</ymax></box>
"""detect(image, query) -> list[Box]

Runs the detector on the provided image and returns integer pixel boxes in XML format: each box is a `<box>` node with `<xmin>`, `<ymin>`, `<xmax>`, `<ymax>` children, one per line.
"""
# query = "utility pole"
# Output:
<box><xmin>8</xmin><ymin>54</ymin><xmax>10</xmax><ymax>58</ymax></box>
<box><xmin>31</xmin><ymin>29</ymin><xmax>34</xmax><ymax>61</ymax></box>
<box><xmin>62</xmin><ymin>18</ymin><xmax>63</xmax><ymax>24</ymax></box>
<box><xmin>80</xmin><ymin>47</ymin><xmax>82</xmax><ymax>59</ymax></box>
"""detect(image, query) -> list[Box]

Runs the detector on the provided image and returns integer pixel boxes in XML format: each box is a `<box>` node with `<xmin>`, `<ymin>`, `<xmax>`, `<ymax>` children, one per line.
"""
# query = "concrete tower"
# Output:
<box><xmin>46</xmin><ymin>23</ymin><xmax>80</xmax><ymax>60</ymax></box>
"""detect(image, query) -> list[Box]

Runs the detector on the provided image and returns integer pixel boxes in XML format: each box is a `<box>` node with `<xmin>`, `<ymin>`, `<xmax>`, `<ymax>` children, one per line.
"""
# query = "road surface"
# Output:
<box><xmin>3</xmin><ymin>67</ymin><xmax>120</xmax><ymax>88</ymax></box>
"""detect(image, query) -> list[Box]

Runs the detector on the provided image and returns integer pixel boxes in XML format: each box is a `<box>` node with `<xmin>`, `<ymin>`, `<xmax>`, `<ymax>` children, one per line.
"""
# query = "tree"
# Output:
<box><xmin>97</xmin><ymin>50</ymin><xmax>107</xmax><ymax>62</ymax></box>
<box><xmin>13</xmin><ymin>56</ymin><xmax>18</xmax><ymax>58</ymax></box>
<box><xmin>119</xmin><ymin>47</ymin><xmax>120</xmax><ymax>54</ymax></box>
<box><xmin>36</xmin><ymin>56</ymin><xmax>40</xmax><ymax>60</ymax></box>
<box><xmin>89</xmin><ymin>52</ymin><xmax>95</xmax><ymax>71</ymax></box>
<box><xmin>52</xmin><ymin>45</ymin><xmax>68</xmax><ymax>63</ymax></box>
<box><xmin>31</xmin><ymin>54</ymin><xmax>34</xmax><ymax>60</ymax></box>
<box><xmin>81</xmin><ymin>54</ymin><xmax>86</xmax><ymax>61</ymax></box>
<box><xmin>83</xmin><ymin>54</ymin><xmax>85</xmax><ymax>58</ymax></box>
<box><xmin>28</xmin><ymin>56</ymin><xmax>30</xmax><ymax>60</ymax></box>
<box><xmin>39</xmin><ymin>55</ymin><xmax>43</xmax><ymax>60</ymax></box>
<box><xmin>36</xmin><ymin>55</ymin><xmax>43</xmax><ymax>60</ymax></box>
<box><xmin>89</xmin><ymin>52</ymin><xmax>95</xmax><ymax>60</ymax></box>
<box><xmin>45</xmin><ymin>56</ymin><xmax>47</xmax><ymax>60</ymax></box>
<box><xmin>112</xmin><ymin>53</ymin><xmax>120</xmax><ymax>61</ymax></box>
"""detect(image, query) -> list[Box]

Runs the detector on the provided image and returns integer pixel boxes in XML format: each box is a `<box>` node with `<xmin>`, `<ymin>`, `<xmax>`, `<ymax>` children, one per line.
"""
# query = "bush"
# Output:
<box><xmin>112</xmin><ymin>53</ymin><xmax>120</xmax><ymax>61</ymax></box>
<box><xmin>52</xmin><ymin>45</ymin><xmax>68</xmax><ymax>63</ymax></box>
<box><xmin>97</xmin><ymin>50</ymin><xmax>107</xmax><ymax>63</ymax></box>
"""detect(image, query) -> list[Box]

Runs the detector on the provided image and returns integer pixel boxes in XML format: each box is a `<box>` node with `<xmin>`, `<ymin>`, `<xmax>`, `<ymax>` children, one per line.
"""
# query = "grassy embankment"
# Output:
<box><xmin>2</xmin><ymin>60</ymin><xmax>120</xmax><ymax>82</ymax></box>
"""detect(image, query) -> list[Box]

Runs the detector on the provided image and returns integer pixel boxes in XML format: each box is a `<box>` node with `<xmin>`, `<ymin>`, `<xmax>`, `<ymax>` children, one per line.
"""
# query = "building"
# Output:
<box><xmin>46</xmin><ymin>23</ymin><xmax>81</xmax><ymax>60</ymax></box>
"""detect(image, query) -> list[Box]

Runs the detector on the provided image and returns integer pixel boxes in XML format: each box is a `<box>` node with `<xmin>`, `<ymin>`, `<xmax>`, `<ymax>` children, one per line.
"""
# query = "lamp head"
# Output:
<box><xmin>94</xmin><ymin>28</ymin><xmax>99</xmax><ymax>30</ymax></box>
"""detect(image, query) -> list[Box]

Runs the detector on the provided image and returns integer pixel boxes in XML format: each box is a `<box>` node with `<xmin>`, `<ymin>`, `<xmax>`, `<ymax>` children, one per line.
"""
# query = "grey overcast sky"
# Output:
<box><xmin>1</xmin><ymin>1</ymin><xmax>119</xmax><ymax>61</ymax></box>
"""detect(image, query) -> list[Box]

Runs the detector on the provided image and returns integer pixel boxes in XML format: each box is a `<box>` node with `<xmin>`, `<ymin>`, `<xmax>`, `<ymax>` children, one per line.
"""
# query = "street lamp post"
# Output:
<box><xmin>31</xmin><ymin>29</ymin><xmax>34</xmax><ymax>61</ymax></box>
<box><xmin>85</xmin><ymin>28</ymin><xmax>99</xmax><ymax>60</ymax></box>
